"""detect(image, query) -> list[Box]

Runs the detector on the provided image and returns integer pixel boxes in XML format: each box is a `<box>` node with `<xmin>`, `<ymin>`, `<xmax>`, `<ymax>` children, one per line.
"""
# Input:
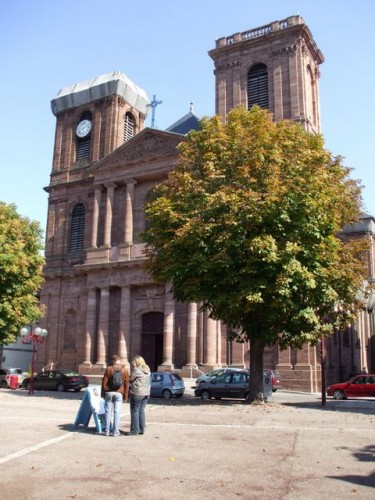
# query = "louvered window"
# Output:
<box><xmin>76</xmin><ymin>111</ymin><xmax>92</xmax><ymax>161</ymax></box>
<box><xmin>247</xmin><ymin>64</ymin><xmax>269</xmax><ymax>109</ymax></box>
<box><xmin>124</xmin><ymin>112</ymin><xmax>135</xmax><ymax>142</ymax></box>
<box><xmin>69</xmin><ymin>203</ymin><xmax>85</xmax><ymax>251</ymax></box>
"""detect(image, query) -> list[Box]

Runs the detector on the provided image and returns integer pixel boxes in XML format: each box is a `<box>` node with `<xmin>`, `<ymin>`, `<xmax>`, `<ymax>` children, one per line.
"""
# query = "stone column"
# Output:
<box><xmin>63</xmin><ymin>126</ymin><xmax>74</xmax><ymax>171</ymax></box>
<box><xmin>205</xmin><ymin>312</ymin><xmax>218</xmax><ymax>368</ymax></box>
<box><xmin>217</xmin><ymin>80</ymin><xmax>227</xmax><ymax>121</ymax></box>
<box><xmin>91</xmin><ymin>186</ymin><xmax>101</xmax><ymax>248</ymax></box>
<box><xmin>187</xmin><ymin>303</ymin><xmax>198</xmax><ymax>365</ymax></box>
<box><xmin>288</xmin><ymin>47</ymin><xmax>300</xmax><ymax>121</ymax></box>
<box><xmin>52</xmin><ymin>120</ymin><xmax>63</xmax><ymax>172</ymax></box>
<box><xmin>293</xmin><ymin>343</ymin><xmax>314</xmax><ymax>392</ymax></box>
<box><xmin>103</xmin><ymin>183</ymin><xmax>115</xmax><ymax>247</ymax></box>
<box><xmin>216</xmin><ymin>320</ymin><xmax>222</xmax><ymax>365</ymax></box>
<box><xmin>96</xmin><ymin>287</ymin><xmax>110</xmax><ymax>366</ymax></box>
<box><xmin>124</xmin><ymin>179</ymin><xmax>136</xmax><ymax>244</ymax></box>
<box><xmin>161</xmin><ymin>287</ymin><xmax>175</xmax><ymax>370</ymax></box>
<box><xmin>277</xmin><ymin>346</ymin><xmax>292</xmax><ymax>368</ymax></box>
<box><xmin>182</xmin><ymin>303</ymin><xmax>198</xmax><ymax>374</ymax></box>
<box><xmin>272</xmin><ymin>59</ymin><xmax>283</xmax><ymax>121</ymax></box>
<box><xmin>82</xmin><ymin>288</ymin><xmax>97</xmax><ymax>366</ymax></box>
<box><xmin>197</xmin><ymin>304</ymin><xmax>204</xmax><ymax>365</ymax></box>
<box><xmin>119</xmin><ymin>285</ymin><xmax>131</xmax><ymax>367</ymax></box>
<box><xmin>91</xmin><ymin>108</ymin><xmax>102</xmax><ymax>162</ymax></box>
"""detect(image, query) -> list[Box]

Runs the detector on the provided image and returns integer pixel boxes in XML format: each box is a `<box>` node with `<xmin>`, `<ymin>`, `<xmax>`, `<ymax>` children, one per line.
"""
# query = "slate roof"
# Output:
<box><xmin>166</xmin><ymin>110</ymin><xmax>200</xmax><ymax>135</ymax></box>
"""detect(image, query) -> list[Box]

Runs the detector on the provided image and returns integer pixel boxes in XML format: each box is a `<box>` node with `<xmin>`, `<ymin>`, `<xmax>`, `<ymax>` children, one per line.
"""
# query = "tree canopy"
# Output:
<box><xmin>143</xmin><ymin>106</ymin><xmax>368</xmax><ymax>401</ymax></box>
<box><xmin>0</xmin><ymin>202</ymin><xmax>45</xmax><ymax>344</ymax></box>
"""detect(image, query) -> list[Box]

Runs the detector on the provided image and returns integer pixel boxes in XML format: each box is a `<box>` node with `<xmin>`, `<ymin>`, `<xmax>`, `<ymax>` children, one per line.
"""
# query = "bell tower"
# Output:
<box><xmin>49</xmin><ymin>71</ymin><xmax>150</xmax><ymax>184</ymax></box>
<box><xmin>209</xmin><ymin>15</ymin><xmax>324</xmax><ymax>134</ymax></box>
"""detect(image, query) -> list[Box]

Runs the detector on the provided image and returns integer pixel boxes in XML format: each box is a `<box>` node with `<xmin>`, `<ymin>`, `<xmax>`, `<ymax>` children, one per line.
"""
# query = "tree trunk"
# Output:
<box><xmin>247</xmin><ymin>337</ymin><xmax>265</xmax><ymax>403</ymax></box>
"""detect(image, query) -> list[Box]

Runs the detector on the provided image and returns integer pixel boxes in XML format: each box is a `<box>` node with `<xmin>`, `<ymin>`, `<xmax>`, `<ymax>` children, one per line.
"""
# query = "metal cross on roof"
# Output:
<box><xmin>147</xmin><ymin>94</ymin><xmax>163</xmax><ymax>128</ymax></box>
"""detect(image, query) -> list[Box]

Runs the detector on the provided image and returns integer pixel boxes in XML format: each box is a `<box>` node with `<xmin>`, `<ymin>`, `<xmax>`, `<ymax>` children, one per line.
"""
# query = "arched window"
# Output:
<box><xmin>124</xmin><ymin>112</ymin><xmax>135</xmax><ymax>142</ymax></box>
<box><xmin>247</xmin><ymin>64</ymin><xmax>269</xmax><ymax>110</ymax></box>
<box><xmin>76</xmin><ymin>111</ymin><xmax>92</xmax><ymax>161</ymax></box>
<box><xmin>69</xmin><ymin>203</ymin><xmax>85</xmax><ymax>251</ymax></box>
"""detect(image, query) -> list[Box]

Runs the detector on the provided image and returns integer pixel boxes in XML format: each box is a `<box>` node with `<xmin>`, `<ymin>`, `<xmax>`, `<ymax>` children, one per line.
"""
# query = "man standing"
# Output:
<box><xmin>101</xmin><ymin>354</ymin><xmax>129</xmax><ymax>436</ymax></box>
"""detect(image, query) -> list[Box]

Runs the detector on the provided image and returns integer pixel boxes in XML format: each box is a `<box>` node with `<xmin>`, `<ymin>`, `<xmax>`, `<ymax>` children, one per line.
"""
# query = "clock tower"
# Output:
<box><xmin>50</xmin><ymin>71</ymin><xmax>150</xmax><ymax>184</ymax></box>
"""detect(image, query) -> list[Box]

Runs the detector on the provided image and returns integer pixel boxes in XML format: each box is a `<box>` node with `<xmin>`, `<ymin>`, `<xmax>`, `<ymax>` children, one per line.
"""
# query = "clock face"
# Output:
<box><xmin>76</xmin><ymin>119</ymin><xmax>92</xmax><ymax>138</ymax></box>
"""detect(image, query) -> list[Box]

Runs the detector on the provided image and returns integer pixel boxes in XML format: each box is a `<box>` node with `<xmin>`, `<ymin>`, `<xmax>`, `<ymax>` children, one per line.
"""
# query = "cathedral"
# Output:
<box><xmin>37</xmin><ymin>15</ymin><xmax>375</xmax><ymax>391</ymax></box>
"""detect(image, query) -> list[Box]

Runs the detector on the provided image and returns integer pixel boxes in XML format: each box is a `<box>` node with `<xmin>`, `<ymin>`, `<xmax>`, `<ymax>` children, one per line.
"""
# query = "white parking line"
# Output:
<box><xmin>0</xmin><ymin>434</ymin><xmax>70</xmax><ymax>465</ymax></box>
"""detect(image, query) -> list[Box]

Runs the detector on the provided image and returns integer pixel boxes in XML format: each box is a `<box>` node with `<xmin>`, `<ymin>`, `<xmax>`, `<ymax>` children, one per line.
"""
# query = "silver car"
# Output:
<box><xmin>150</xmin><ymin>372</ymin><xmax>185</xmax><ymax>399</ymax></box>
<box><xmin>0</xmin><ymin>368</ymin><xmax>26</xmax><ymax>388</ymax></box>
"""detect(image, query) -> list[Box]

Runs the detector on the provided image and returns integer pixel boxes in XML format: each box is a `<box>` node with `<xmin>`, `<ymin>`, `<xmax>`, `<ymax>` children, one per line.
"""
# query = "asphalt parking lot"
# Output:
<box><xmin>0</xmin><ymin>382</ymin><xmax>374</xmax><ymax>500</ymax></box>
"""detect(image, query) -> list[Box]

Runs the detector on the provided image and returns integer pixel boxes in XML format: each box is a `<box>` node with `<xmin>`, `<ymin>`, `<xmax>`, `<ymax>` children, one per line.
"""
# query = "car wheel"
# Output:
<box><xmin>0</xmin><ymin>380</ymin><xmax>8</xmax><ymax>389</ymax></box>
<box><xmin>200</xmin><ymin>389</ymin><xmax>211</xmax><ymax>400</ymax></box>
<box><xmin>162</xmin><ymin>389</ymin><xmax>172</xmax><ymax>399</ymax></box>
<box><xmin>333</xmin><ymin>389</ymin><xmax>345</xmax><ymax>400</ymax></box>
<box><xmin>57</xmin><ymin>383</ymin><xmax>65</xmax><ymax>392</ymax></box>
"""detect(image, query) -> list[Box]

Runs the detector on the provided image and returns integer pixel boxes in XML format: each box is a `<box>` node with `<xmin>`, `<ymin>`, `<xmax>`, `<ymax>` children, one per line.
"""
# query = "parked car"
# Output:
<box><xmin>264</xmin><ymin>369</ymin><xmax>282</xmax><ymax>392</ymax></box>
<box><xmin>0</xmin><ymin>368</ymin><xmax>28</xmax><ymax>388</ymax></box>
<box><xmin>194</xmin><ymin>369</ymin><xmax>250</xmax><ymax>400</ymax></box>
<box><xmin>327</xmin><ymin>374</ymin><xmax>375</xmax><ymax>400</ymax></box>
<box><xmin>150</xmin><ymin>372</ymin><xmax>185</xmax><ymax>399</ymax></box>
<box><xmin>195</xmin><ymin>367</ymin><xmax>245</xmax><ymax>387</ymax></box>
<box><xmin>196</xmin><ymin>367</ymin><xmax>281</xmax><ymax>392</ymax></box>
<box><xmin>22</xmin><ymin>370</ymin><xmax>89</xmax><ymax>392</ymax></box>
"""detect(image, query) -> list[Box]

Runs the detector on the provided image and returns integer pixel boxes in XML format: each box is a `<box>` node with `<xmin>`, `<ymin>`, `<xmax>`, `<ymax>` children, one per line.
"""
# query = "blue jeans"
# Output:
<box><xmin>104</xmin><ymin>392</ymin><xmax>123</xmax><ymax>435</ymax></box>
<box><xmin>130</xmin><ymin>395</ymin><xmax>149</xmax><ymax>434</ymax></box>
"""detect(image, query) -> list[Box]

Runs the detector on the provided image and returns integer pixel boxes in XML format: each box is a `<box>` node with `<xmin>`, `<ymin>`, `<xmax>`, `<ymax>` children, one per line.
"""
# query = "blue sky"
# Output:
<box><xmin>1</xmin><ymin>0</ymin><xmax>374</xmax><ymax>234</ymax></box>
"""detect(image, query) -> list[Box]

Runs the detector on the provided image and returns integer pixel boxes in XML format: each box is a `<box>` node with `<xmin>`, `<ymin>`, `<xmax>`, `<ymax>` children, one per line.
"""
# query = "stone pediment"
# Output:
<box><xmin>92</xmin><ymin>128</ymin><xmax>185</xmax><ymax>173</ymax></box>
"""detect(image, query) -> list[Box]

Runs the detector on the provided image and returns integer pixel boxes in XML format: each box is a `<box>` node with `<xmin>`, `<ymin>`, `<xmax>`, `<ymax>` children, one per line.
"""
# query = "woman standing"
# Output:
<box><xmin>128</xmin><ymin>355</ymin><xmax>151</xmax><ymax>436</ymax></box>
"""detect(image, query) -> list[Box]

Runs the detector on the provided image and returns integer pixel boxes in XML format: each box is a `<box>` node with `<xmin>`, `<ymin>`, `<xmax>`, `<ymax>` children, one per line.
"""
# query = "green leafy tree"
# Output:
<box><xmin>143</xmin><ymin>107</ymin><xmax>368</xmax><ymax>402</ymax></box>
<box><xmin>0</xmin><ymin>202</ymin><xmax>45</xmax><ymax>344</ymax></box>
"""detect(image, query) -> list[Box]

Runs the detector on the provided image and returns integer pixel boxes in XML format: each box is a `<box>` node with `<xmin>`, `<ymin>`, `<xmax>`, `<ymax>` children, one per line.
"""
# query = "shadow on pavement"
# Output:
<box><xmin>282</xmin><ymin>400</ymin><xmax>375</xmax><ymax>416</ymax></box>
<box><xmin>0</xmin><ymin>388</ymin><xmax>85</xmax><ymax>401</ymax></box>
<box><xmin>327</xmin><ymin>444</ymin><xmax>375</xmax><ymax>488</ymax></box>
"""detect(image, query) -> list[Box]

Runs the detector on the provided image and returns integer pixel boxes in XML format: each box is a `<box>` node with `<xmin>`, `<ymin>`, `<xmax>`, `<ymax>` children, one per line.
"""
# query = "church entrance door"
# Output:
<box><xmin>141</xmin><ymin>312</ymin><xmax>164</xmax><ymax>372</ymax></box>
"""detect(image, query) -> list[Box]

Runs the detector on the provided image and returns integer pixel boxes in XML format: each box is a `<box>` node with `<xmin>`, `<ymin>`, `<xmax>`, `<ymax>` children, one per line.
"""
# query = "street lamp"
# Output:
<box><xmin>321</xmin><ymin>336</ymin><xmax>327</xmax><ymax>407</ymax></box>
<box><xmin>20</xmin><ymin>326</ymin><xmax>48</xmax><ymax>395</ymax></box>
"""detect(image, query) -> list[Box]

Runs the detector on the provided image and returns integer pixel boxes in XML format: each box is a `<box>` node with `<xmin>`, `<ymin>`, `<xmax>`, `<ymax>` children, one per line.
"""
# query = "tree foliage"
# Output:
<box><xmin>0</xmin><ymin>202</ymin><xmax>45</xmax><ymax>344</ymax></box>
<box><xmin>143</xmin><ymin>107</ymin><xmax>368</xmax><ymax>401</ymax></box>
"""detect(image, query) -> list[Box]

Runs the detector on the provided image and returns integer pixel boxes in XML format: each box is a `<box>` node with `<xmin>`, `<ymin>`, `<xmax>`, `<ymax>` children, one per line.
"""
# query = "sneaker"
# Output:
<box><xmin>113</xmin><ymin>432</ymin><xmax>121</xmax><ymax>437</ymax></box>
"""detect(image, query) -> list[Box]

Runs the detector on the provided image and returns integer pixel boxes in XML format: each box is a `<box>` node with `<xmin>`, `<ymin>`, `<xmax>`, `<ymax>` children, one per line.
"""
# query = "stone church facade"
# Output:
<box><xmin>37</xmin><ymin>15</ymin><xmax>375</xmax><ymax>391</ymax></box>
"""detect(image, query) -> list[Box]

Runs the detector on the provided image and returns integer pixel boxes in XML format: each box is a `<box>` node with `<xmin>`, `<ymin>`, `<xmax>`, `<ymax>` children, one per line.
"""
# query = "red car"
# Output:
<box><xmin>327</xmin><ymin>374</ymin><xmax>375</xmax><ymax>400</ymax></box>
<box><xmin>267</xmin><ymin>369</ymin><xmax>282</xmax><ymax>392</ymax></box>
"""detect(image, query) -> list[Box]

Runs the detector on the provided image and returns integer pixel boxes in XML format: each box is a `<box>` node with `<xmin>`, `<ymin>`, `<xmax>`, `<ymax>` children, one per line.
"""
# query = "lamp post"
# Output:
<box><xmin>20</xmin><ymin>326</ymin><xmax>48</xmax><ymax>395</ymax></box>
<box><xmin>321</xmin><ymin>336</ymin><xmax>326</xmax><ymax>407</ymax></box>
